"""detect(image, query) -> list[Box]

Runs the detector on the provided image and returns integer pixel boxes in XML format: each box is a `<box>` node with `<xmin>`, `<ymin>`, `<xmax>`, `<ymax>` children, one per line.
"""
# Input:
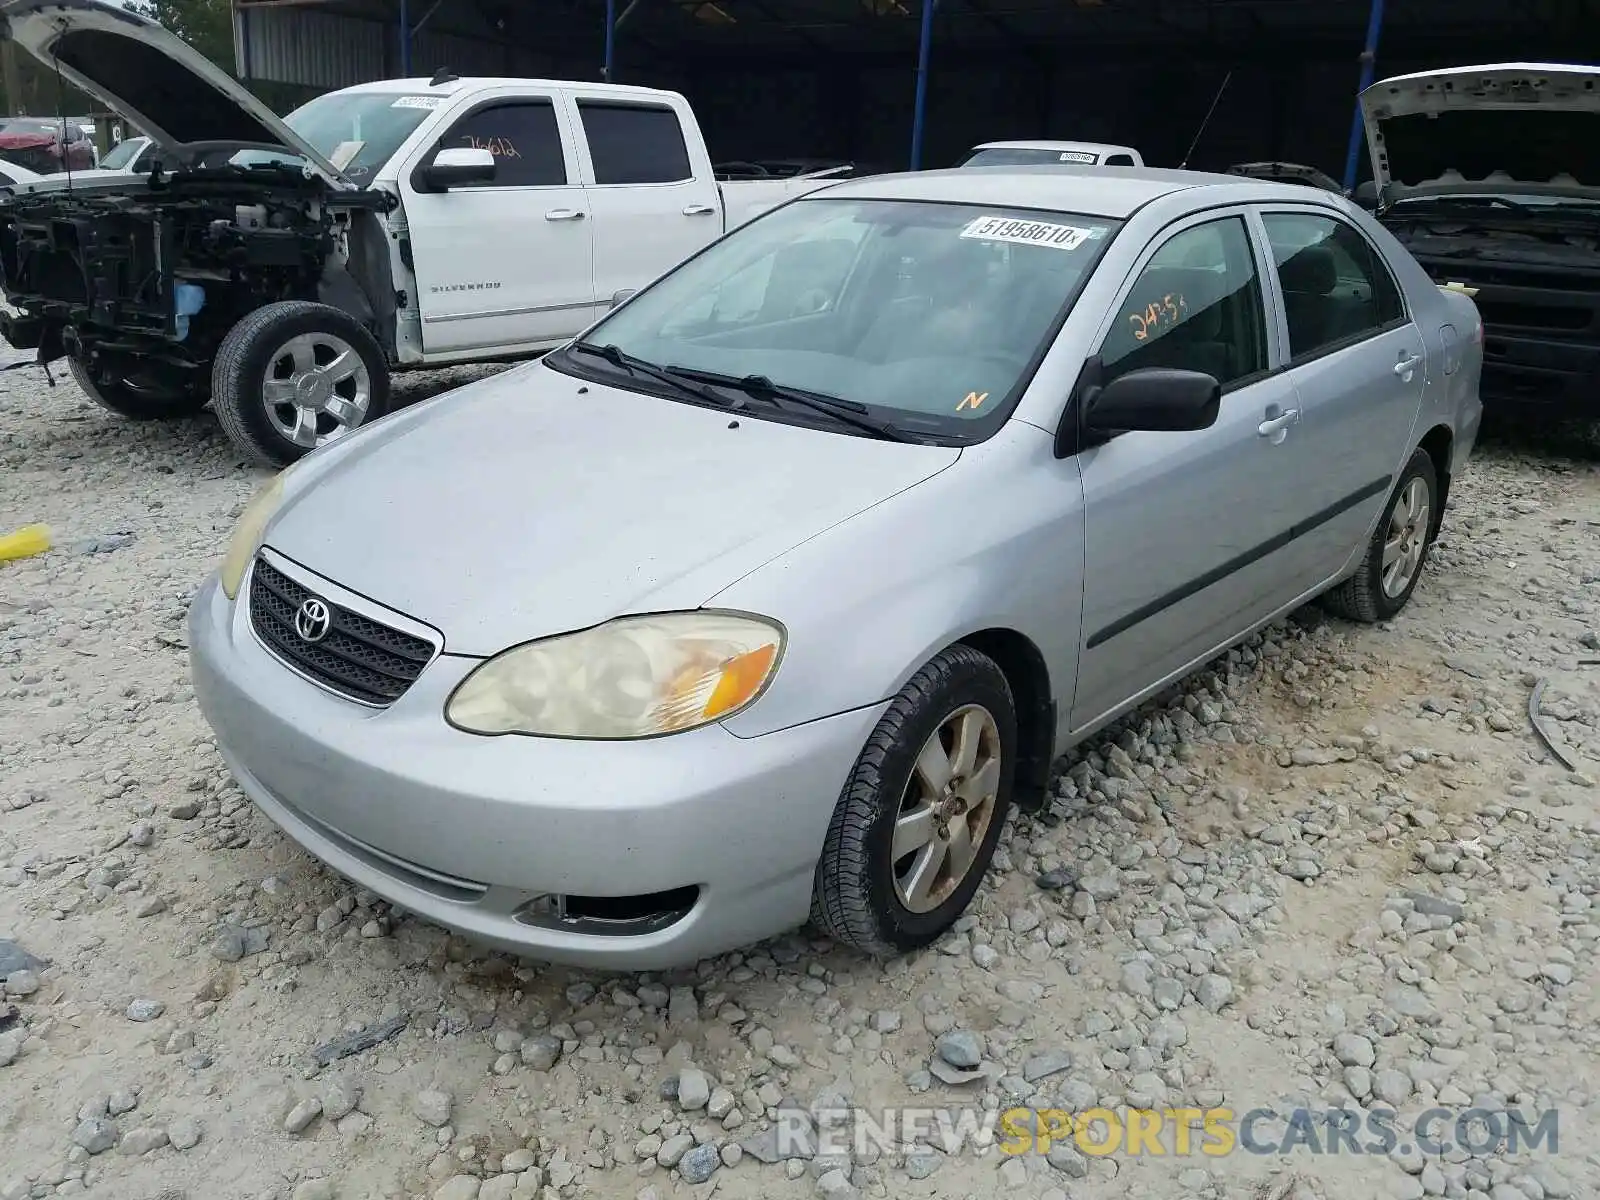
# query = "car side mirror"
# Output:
<box><xmin>1083</xmin><ymin>367</ymin><xmax>1221</xmax><ymax>434</ymax></box>
<box><xmin>424</xmin><ymin>146</ymin><xmax>495</xmax><ymax>190</ymax></box>
<box><xmin>610</xmin><ymin>289</ymin><xmax>637</xmax><ymax>310</ymax></box>
<box><xmin>1353</xmin><ymin>180</ymin><xmax>1378</xmax><ymax>210</ymax></box>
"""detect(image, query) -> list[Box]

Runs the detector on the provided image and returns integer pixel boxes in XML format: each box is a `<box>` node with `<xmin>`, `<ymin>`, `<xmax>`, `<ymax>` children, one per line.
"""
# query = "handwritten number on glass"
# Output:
<box><xmin>457</xmin><ymin>135</ymin><xmax>522</xmax><ymax>160</ymax></box>
<box><xmin>1128</xmin><ymin>292</ymin><xmax>1187</xmax><ymax>343</ymax></box>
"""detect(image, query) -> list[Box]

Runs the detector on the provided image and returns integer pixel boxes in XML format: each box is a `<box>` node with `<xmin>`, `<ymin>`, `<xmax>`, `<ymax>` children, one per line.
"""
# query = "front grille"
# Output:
<box><xmin>248</xmin><ymin>557</ymin><xmax>435</xmax><ymax>706</ymax></box>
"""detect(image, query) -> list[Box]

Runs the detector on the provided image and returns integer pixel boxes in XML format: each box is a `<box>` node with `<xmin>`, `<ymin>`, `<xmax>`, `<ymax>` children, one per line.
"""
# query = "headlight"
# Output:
<box><xmin>445</xmin><ymin>611</ymin><xmax>785</xmax><ymax>739</ymax></box>
<box><xmin>219</xmin><ymin>474</ymin><xmax>285</xmax><ymax>600</ymax></box>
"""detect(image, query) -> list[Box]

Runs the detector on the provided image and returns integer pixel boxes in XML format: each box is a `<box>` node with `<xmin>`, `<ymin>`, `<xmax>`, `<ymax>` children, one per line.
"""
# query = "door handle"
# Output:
<box><xmin>545</xmin><ymin>209</ymin><xmax>585</xmax><ymax>221</ymax></box>
<box><xmin>1394</xmin><ymin>352</ymin><xmax>1422</xmax><ymax>378</ymax></box>
<box><xmin>683</xmin><ymin>204</ymin><xmax>717</xmax><ymax>216</ymax></box>
<box><xmin>1257</xmin><ymin>407</ymin><xmax>1300</xmax><ymax>443</ymax></box>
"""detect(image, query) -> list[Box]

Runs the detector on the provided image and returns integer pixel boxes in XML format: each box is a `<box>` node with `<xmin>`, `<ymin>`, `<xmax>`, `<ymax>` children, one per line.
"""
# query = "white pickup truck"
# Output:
<box><xmin>0</xmin><ymin>0</ymin><xmax>833</xmax><ymax>465</ymax></box>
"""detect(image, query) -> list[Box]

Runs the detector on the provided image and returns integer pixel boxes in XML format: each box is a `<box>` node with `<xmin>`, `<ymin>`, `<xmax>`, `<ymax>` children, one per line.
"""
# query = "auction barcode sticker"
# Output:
<box><xmin>392</xmin><ymin>95</ymin><xmax>445</xmax><ymax>110</ymax></box>
<box><xmin>1058</xmin><ymin>150</ymin><xmax>1097</xmax><ymax>163</ymax></box>
<box><xmin>960</xmin><ymin>216</ymin><xmax>1104</xmax><ymax>250</ymax></box>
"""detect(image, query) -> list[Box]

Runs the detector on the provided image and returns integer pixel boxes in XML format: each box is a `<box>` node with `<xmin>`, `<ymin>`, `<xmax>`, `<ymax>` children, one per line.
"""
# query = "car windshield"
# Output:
<box><xmin>963</xmin><ymin>147</ymin><xmax>1100</xmax><ymax>167</ymax></box>
<box><xmin>231</xmin><ymin>91</ymin><xmax>440</xmax><ymax>180</ymax></box>
<box><xmin>558</xmin><ymin>196</ymin><xmax>1120</xmax><ymax>439</ymax></box>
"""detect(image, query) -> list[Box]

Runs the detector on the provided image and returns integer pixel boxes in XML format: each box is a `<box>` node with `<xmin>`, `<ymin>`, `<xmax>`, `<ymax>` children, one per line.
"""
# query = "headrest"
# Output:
<box><xmin>1127</xmin><ymin>267</ymin><xmax>1222</xmax><ymax>338</ymax></box>
<box><xmin>1278</xmin><ymin>244</ymin><xmax>1337</xmax><ymax>297</ymax></box>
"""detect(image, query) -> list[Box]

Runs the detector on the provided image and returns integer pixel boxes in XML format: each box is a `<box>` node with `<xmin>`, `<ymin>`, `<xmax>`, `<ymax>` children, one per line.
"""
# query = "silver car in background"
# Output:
<box><xmin>189</xmin><ymin>166</ymin><xmax>1482</xmax><ymax>970</ymax></box>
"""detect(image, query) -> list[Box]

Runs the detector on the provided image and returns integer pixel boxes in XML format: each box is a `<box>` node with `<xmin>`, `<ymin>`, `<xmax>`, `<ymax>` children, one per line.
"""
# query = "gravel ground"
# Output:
<box><xmin>1</xmin><ymin>356</ymin><xmax>1599</xmax><ymax>1200</ymax></box>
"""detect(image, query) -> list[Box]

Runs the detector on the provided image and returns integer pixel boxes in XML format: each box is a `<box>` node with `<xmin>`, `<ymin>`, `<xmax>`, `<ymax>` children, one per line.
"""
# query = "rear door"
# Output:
<box><xmin>400</xmin><ymin>90</ymin><xmax>599</xmax><ymax>355</ymax></box>
<box><xmin>1255</xmin><ymin>206</ymin><xmax>1426</xmax><ymax>574</ymax></box>
<box><xmin>564</xmin><ymin>93</ymin><xmax>723</xmax><ymax>305</ymax></box>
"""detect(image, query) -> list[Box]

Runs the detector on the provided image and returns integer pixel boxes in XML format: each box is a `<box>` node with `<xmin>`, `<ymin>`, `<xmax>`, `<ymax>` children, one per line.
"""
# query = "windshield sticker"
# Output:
<box><xmin>392</xmin><ymin>95</ymin><xmax>444</xmax><ymax>110</ymax></box>
<box><xmin>328</xmin><ymin>140</ymin><xmax>365</xmax><ymax>171</ymax></box>
<box><xmin>1058</xmin><ymin>150</ymin><xmax>1098</xmax><ymax>164</ymax></box>
<box><xmin>956</xmin><ymin>391</ymin><xmax>989</xmax><ymax>412</ymax></box>
<box><xmin>960</xmin><ymin>216</ymin><xmax>1104</xmax><ymax>251</ymax></box>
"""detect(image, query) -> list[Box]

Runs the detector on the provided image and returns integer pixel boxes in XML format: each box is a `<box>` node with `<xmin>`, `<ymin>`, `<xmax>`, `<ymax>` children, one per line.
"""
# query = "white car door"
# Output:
<box><xmin>399</xmin><ymin>92</ymin><xmax>599</xmax><ymax>356</ymax></box>
<box><xmin>564</xmin><ymin>93</ymin><xmax>723</xmax><ymax>305</ymax></box>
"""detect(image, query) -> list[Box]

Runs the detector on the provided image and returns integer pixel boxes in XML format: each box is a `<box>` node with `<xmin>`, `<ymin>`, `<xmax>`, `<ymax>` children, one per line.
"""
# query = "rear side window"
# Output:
<box><xmin>1261</xmin><ymin>212</ymin><xmax>1406</xmax><ymax>360</ymax></box>
<box><xmin>577</xmin><ymin>102</ymin><xmax>692</xmax><ymax>185</ymax></box>
<box><xmin>438</xmin><ymin>101</ymin><xmax>568</xmax><ymax>187</ymax></box>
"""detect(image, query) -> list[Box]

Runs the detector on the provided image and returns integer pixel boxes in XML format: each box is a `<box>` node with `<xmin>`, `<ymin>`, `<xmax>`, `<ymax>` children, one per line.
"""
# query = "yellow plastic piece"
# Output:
<box><xmin>0</xmin><ymin>524</ymin><xmax>51</xmax><ymax>562</ymax></box>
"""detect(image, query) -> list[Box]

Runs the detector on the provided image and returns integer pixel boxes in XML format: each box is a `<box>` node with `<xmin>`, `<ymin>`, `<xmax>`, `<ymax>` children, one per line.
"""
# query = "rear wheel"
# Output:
<box><xmin>212</xmin><ymin>301</ymin><xmax>389</xmax><ymax>468</ymax></box>
<box><xmin>69</xmin><ymin>357</ymin><xmax>208</xmax><ymax>420</ymax></box>
<box><xmin>1321</xmin><ymin>446</ymin><xmax>1438</xmax><ymax>623</ymax></box>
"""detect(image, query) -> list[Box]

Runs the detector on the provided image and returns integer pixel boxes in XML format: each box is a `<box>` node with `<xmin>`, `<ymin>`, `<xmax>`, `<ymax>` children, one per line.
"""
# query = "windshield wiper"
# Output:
<box><xmin>662</xmin><ymin>366</ymin><xmax>917</xmax><ymax>443</ymax></box>
<box><xmin>568</xmin><ymin>341</ymin><xmax>733</xmax><ymax>409</ymax></box>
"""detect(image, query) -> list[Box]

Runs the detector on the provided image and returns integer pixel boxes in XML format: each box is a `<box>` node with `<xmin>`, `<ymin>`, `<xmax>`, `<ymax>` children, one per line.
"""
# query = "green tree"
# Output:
<box><xmin>127</xmin><ymin>0</ymin><xmax>236</xmax><ymax>73</ymax></box>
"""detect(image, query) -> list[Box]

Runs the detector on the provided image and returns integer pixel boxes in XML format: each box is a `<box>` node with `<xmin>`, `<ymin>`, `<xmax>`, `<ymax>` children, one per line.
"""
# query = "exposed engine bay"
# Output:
<box><xmin>0</xmin><ymin>166</ymin><xmax>395</xmax><ymax>394</ymax></box>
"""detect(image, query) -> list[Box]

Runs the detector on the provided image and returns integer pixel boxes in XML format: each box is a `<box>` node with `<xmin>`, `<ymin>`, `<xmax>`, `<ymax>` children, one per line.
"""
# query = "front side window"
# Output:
<box><xmin>578</xmin><ymin>102</ymin><xmax>692</xmax><ymax>185</ymax></box>
<box><xmin>1261</xmin><ymin>212</ymin><xmax>1405</xmax><ymax>360</ymax></box>
<box><xmin>435</xmin><ymin>102</ymin><xmax>567</xmax><ymax>187</ymax></box>
<box><xmin>1098</xmin><ymin>215</ymin><xmax>1268</xmax><ymax>389</ymax></box>
<box><xmin>553</xmin><ymin>198</ymin><xmax>1122</xmax><ymax>440</ymax></box>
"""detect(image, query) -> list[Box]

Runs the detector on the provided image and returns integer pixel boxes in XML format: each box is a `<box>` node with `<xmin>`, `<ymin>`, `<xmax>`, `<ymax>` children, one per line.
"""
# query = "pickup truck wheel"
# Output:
<box><xmin>810</xmin><ymin>646</ymin><xmax>1017</xmax><ymax>957</ymax></box>
<box><xmin>1321</xmin><ymin>446</ymin><xmax>1438</xmax><ymax>623</ymax></box>
<box><xmin>212</xmin><ymin>301</ymin><xmax>389</xmax><ymax>468</ymax></box>
<box><xmin>68</xmin><ymin>358</ymin><xmax>208</xmax><ymax>420</ymax></box>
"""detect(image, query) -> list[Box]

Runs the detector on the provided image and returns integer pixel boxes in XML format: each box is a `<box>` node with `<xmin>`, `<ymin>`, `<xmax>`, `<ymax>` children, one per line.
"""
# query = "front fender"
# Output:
<box><xmin>711</xmin><ymin>421</ymin><xmax>1086</xmax><ymax>739</ymax></box>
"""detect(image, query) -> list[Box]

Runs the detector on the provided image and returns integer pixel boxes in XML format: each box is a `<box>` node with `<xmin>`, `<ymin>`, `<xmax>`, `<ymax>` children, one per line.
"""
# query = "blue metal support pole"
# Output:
<box><xmin>1341</xmin><ymin>0</ymin><xmax>1386</xmax><ymax>192</ymax></box>
<box><xmin>908</xmin><ymin>0</ymin><xmax>936</xmax><ymax>170</ymax></box>
<box><xmin>399</xmin><ymin>0</ymin><xmax>412</xmax><ymax>75</ymax></box>
<box><xmin>604</xmin><ymin>0</ymin><xmax>616</xmax><ymax>81</ymax></box>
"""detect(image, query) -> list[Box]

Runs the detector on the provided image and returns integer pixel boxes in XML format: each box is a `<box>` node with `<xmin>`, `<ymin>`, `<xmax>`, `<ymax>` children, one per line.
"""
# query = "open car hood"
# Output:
<box><xmin>0</xmin><ymin>0</ymin><xmax>352</xmax><ymax>188</ymax></box>
<box><xmin>1360</xmin><ymin>63</ymin><xmax>1600</xmax><ymax>199</ymax></box>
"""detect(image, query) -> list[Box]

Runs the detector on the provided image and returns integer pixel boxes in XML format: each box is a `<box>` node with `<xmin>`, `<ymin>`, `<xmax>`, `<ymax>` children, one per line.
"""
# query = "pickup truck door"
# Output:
<box><xmin>562</xmin><ymin>91</ymin><xmax>724</xmax><ymax>305</ymax></box>
<box><xmin>399</xmin><ymin>91</ymin><xmax>599</xmax><ymax>355</ymax></box>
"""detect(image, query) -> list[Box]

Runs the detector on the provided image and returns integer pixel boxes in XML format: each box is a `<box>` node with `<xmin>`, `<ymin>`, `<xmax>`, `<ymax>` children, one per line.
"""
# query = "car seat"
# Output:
<box><xmin>1277</xmin><ymin>243</ymin><xmax>1339</xmax><ymax>357</ymax></box>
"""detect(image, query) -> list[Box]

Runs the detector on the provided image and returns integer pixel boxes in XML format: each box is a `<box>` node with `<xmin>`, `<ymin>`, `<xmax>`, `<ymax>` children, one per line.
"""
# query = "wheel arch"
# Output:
<box><xmin>953</xmin><ymin>627</ymin><xmax>1055</xmax><ymax>813</ymax></box>
<box><xmin>1417</xmin><ymin>423</ymin><xmax>1453</xmax><ymax>540</ymax></box>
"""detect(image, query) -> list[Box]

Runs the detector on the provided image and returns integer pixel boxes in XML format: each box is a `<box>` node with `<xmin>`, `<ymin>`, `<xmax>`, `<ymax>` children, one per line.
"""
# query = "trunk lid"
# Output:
<box><xmin>1359</xmin><ymin>63</ymin><xmax>1600</xmax><ymax>199</ymax></box>
<box><xmin>0</xmin><ymin>0</ymin><xmax>352</xmax><ymax>187</ymax></box>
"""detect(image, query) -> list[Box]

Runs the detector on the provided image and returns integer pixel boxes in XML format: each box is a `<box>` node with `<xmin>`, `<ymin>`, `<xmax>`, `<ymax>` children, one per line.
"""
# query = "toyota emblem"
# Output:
<box><xmin>294</xmin><ymin>597</ymin><xmax>332</xmax><ymax>643</ymax></box>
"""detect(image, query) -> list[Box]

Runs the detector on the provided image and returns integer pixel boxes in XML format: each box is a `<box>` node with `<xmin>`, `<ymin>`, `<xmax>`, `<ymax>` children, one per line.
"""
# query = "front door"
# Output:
<box><xmin>1257</xmin><ymin>207</ymin><xmax>1429</xmax><ymax>573</ymax></box>
<box><xmin>401</xmin><ymin>93</ymin><xmax>599</xmax><ymax>355</ymax></box>
<box><xmin>564</xmin><ymin>94</ymin><xmax>724</xmax><ymax>305</ymax></box>
<box><xmin>1072</xmin><ymin>211</ymin><xmax>1308</xmax><ymax>733</ymax></box>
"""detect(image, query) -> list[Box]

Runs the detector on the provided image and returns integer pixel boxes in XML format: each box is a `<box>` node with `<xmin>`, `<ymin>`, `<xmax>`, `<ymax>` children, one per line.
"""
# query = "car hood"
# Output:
<box><xmin>261</xmin><ymin>362</ymin><xmax>962</xmax><ymax>657</ymax></box>
<box><xmin>1360</xmin><ymin>63</ymin><xmax>1600</xmax><ymax>198</ymax></box>
<box><xmin>0</xmin><ymin>0</ymin><xmax>351</xmax><ymax>187</ymax></box>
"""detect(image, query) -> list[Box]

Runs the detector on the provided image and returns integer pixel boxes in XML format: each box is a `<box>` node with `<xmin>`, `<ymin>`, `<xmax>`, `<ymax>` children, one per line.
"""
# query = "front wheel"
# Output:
<box><xmin>1321</xmin><ymin>446</ymin><xmax>1438</xmax><ymax>623</ymax></box>
<box><xmin>810</xmin><ymin>645</ymin><xmax>1017</xmax><ymax>957</ymax></box>
<box><xmin>211</xmin><ymin>301</ymin><xmax>390</xmax><ymax>468</ymax></box>
<box><xmin>69</xmin><ymin>357</ymin><xmax>208</xmax><ymax>420</ymax></box>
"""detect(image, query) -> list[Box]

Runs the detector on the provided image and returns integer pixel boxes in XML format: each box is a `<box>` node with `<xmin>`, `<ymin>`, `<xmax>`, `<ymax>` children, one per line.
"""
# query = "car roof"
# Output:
<box><xmin>970</xmin><ymin>140</ymin><xmax>1138</xmax><ymax>156</ymax></box>
<box><xmin>810</xmin><ymin>165</ymin><xmax>1342</xmax><ymax>220</ymax></box>
<box><xmin>332</xmin><ymin>76</ymin><xmax>682</xmax><ymax>103</ymax></box>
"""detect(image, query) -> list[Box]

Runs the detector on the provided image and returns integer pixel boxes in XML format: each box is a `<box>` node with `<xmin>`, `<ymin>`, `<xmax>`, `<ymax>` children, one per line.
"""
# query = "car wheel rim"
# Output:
<box><xmin>1381</xmin><ymin>477</ymin><xmax>1431</xmax><ymax>599</ymax></box>
<box><xmin>890</xmin><ymin>704</ymin><xmax>1002</xmax><ymax>914</ymax></box>
<box><xmin>261</xmin><ymin>333</ymin><xmax>371</xmax><ymax>449</ymax></box>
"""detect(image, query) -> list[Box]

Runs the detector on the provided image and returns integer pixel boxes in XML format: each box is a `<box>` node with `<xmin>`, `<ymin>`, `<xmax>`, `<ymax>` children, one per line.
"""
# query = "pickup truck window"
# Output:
<box><xmin>577</xmin><ymin>101</ymin><xmax>692</xmax><ymax>185</ymax></box>
<box><xmin>560</xmin><ymin>197</ymin><xmax>1120</xmax><ymax>440</ymax></box>
<box><xmin>439</xmin><ymin>101</ymin><xmax>567</xmax><ymax>187</ymax></box>
<box><xmin>1261</xmin><ymin>213</ymin><xmax>1405</xmax><ymax>361</ymax></box>
<box><xmin>279</xmin><ymin>90</ymin><xmax>438</xmax><ymax>181</ymax></box>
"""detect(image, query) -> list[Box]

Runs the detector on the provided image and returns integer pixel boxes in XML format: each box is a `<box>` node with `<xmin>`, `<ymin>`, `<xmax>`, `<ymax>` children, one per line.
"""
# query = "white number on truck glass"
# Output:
<box><xmin>440</xmin><ymin>101</ymin><xmax>567</xmax><ymax>187</ymax></box>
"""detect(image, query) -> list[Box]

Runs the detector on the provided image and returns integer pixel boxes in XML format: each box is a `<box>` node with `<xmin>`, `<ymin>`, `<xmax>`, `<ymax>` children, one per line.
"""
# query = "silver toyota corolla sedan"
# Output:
<box><xmin>189</xmin><ymin>166</ymin><xmax>1484</xmax><ymax>970</ymax></box>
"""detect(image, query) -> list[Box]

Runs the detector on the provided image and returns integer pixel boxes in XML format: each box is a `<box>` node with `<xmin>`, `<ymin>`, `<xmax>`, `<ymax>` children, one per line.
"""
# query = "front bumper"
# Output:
<box><xmin>187</xmin><ymin>568</ymin><xmax>886</xmax><ymax>970</ymax></box>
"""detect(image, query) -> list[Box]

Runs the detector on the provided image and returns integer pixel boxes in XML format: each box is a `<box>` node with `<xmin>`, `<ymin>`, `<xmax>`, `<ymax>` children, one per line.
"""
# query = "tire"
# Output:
<box><xmin>811</xmin><ymin>645</ymin><xmax>1018</xmax><ymax>957</ymax></box>
<box><xmin>69</xmin><ymin>357</ymin><xmax>208</xmax><ymax>420</ymax></box>
<box><xmin>211</xmin><ymin>301</ymin><xmax>390</xmax><ymax>468</ymax></box>
<box><xmin>1321</xmin><ymin>446</ymin><xmax>1439</xmax><ymax>623</ymax></box>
